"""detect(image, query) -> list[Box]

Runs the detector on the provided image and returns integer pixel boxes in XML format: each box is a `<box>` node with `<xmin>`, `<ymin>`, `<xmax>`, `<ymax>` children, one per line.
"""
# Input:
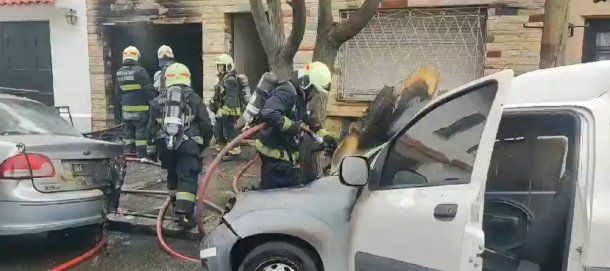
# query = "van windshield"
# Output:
<box><xmin>0</xmin><ymin>98</ymin><xmax>81</xmax><ymax>137</ymax></box>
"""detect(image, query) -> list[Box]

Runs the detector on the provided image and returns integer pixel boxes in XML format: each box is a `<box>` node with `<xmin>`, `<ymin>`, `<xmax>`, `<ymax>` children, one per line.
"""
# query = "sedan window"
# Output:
<box><xmin>0</xmin><ymin>98</ymin><xmax>81</xmax><ymax>137</ymax></box>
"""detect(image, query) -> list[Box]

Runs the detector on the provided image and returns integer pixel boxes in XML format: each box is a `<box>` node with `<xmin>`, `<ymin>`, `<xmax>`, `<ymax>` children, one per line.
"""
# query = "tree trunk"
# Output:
<box><xmin>270</xmin><ymin>53</ymin><xmax>294</xmax><ymax>80</ymax></box>
<box><xmin>307</xmin><ymin>0</ymin><xmax>381</xmax><ymax>177</ymax></box>
<box><xmin>540</xmin><ymin>0</ymin><xmax>569</xmax><ymax>68</ymax></box>
<box><xmin>311</xmin><ymin>29</ymin><xmax>340</xmax><ymax>122</ymax></box>
<box><xmin>249</xmin><ymin>0</ymin><xmax>305</xmax><ymax>79</ymax></box>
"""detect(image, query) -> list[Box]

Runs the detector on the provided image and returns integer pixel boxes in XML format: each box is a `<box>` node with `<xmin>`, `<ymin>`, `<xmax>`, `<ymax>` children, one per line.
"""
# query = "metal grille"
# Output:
<box><xmin>337</xmin><ymin>8</ymin><xmax>487</xmax><ymax>101</ymax></box>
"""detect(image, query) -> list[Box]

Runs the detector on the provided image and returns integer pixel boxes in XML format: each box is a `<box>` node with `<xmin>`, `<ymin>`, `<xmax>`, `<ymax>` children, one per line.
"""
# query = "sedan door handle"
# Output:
<box><xmin>434</xmin><ymin>204</ymin><xmax>458</xmax><ymax>221</ymax></box>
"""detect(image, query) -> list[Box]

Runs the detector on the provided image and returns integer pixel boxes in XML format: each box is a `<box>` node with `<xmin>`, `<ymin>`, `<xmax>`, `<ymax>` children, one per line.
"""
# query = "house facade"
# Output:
<box><xmin>85</xmin><ymin>0</ymin><xmax>547</xmax><ymax>133</ymax></box>
<box><xmin>562</xmin><ymin>0</ymin><xmax>610</xmax><ymax>64</ymax></box>
<box><xmin>0</xmin><ymin>0</ymin><xmax>92</xmax><ymax>132</ymax></box>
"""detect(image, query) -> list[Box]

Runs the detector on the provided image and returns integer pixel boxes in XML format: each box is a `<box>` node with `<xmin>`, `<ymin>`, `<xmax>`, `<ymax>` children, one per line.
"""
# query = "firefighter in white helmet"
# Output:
<box><xmin>115</xmin><ymin>46</ymin><xmax>155</xmax><ymax>158</ymax></box>
<box><xmin>153</xmin><ymin>45</ymin><xmax>175</xmax><ymax>93</ymax></box>
<box><xmin>209</xmin><ymin>53</ymin><xmax>250</xmax><ymax>161</ymax></box>
<box><xmin>254</xmin><ymin>61</ymin><xmax>337</xmax><ymax>189</ymax></box>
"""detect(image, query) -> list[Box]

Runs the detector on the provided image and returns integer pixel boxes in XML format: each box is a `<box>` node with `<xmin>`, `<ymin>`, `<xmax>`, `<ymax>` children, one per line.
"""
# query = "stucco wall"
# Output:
<box><xmin>562</xmin><ymin>1</ymin><xmax>610</xmax><ymax>65</ymax></box>
<box><xmin>0</xmin><ymin>0</ymin><xmax>92</xmax><ymax>132</ymax></box>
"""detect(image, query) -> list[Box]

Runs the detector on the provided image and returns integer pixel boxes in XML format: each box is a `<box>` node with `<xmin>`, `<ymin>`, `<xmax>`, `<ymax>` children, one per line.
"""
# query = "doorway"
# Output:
<box><xmin>0</xmin><ymin>21</ymin><xmax>53</xmax><ymax>105</ymax></box>
<box><xmin>106</xmin><ymin>23</ymin><xmax>203</xmax><ymax>95</ymax></box>
<box><xmin>232</xmin><ymin>13</ymin><xmax>269</xmax><ymax>91</ymax></box>
<box><xmin>583</xmin><ymin>19</ymin><xmax>610</xmax><ymax>62</ymax></box>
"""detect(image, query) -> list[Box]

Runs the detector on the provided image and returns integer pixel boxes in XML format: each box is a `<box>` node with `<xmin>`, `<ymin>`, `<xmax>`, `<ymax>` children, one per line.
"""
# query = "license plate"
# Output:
<box><xmin>71</xmin><ymin>163</ymin><xmax>92</xmax><ymax>176</ymax></box>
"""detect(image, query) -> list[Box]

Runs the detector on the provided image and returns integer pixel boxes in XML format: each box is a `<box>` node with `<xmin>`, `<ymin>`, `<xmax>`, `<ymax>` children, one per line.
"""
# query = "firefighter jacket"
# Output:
<box><xmin>146</xmin><ymin>85</ymin><xmax>214</xmax><ymax>149</ymax></box>
<box><xmin>115</xmin><ymin>59</ymin><xmax>155</xmax><ymax>120</ymax></box>
<box><xmin>256</xmin><ymin>72</ymin><xmax>330</xmax><ymax>163</ymax></box>
<box><xmin>210</xmin><ymin>71</ymin><xmax>249</xmax><ymax>117</ymax></box>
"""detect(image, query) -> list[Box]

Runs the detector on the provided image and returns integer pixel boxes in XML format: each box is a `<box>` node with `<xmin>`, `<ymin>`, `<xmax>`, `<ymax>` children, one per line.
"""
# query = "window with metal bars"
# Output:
<box><xmin>336</xmin><ymin>8</ymin><xmax>487</xmax><ymax>101</ymax></box>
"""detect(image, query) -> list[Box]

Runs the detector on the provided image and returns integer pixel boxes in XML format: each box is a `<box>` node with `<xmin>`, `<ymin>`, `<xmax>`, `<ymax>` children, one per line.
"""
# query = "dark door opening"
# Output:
<box><xmin>583</xmin><ymin>19</ymin><xmax>610</xmax><ymax>62</ymax></box>
<box><xmin>232</xmin><ymin>13</ymin><xmax>269</xmax><ymax>91</ymax></box>
<box><xmin>0</xmin><ymin>21</ymin><xmax>53</xmax><ymax>105</ymax></box>
<box><xmin>106</xmin><ymin>23</ymin><xmax>203</xmax><ymax>95</ymax></box>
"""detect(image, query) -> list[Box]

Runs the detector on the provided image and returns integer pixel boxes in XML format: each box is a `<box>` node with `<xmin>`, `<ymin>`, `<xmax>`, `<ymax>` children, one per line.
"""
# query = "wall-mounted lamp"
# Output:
<box><xmin>568</xmin><ymin>23</ymin><xmax>589</xmax><ymax>38</ymax></box>
<box><xmin>65</xmin><ymin>9</ymin><xmax>78</xmax><ymax>25</ymax></box>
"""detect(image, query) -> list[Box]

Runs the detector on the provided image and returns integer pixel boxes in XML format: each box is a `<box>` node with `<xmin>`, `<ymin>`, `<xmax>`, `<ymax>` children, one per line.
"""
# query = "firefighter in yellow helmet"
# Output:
<box><xmin>115</xmin><ymin>46</ymin><xmax>155</xmax><ymax>158</ymax></box>
<box><xmin>209</xmin><ymin>54</ymin><xmax>250</xmax><ymax>161</ymax></box>
<box><xmin>153</xmin><ymin>45</ymin><xmax>175</xmax><ymax>93</ymax></box>
<box><xmin>255</xmin><ymin>61</ymin><xmax>337</xmax><ymax>189</ymax></box>
<box><xmin>146</xmin><ymin>63</ymin><xmax>213</xmax><ymax>229</ymax></box>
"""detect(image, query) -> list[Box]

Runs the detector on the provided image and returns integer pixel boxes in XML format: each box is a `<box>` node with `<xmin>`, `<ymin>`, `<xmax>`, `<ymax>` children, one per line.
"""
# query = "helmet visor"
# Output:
<box><xmin>300</xmin><ymin>75</ymin><xmax>312</xmax><ymax>90</ymax></box>
<box><xmin>217</xmin><ymin>64</ymin><xmax>226</xmax><ymax>73</ymax></box>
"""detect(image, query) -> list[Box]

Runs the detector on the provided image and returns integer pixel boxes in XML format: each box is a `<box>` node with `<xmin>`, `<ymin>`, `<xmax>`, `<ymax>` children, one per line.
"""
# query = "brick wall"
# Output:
<box><xmin>86</xmin><ymin>0</ymin><xmax>544</xmax><ymax>132</ymax></box>
<box><xmin>484</xmin><ymin>6</ymin><xmax>545</xmax><ymax>76</ymax></box>
<box><xmin>86</xmin><ymin>0</ymin><xmax>113</xmax><ymax>131</ymax></box>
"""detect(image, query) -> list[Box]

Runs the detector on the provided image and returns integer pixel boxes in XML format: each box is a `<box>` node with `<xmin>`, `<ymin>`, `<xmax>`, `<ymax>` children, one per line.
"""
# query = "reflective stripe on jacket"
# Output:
<box><xmin>255</xmin><ymin>139</ymin><xmax>299</xmax><ymax>163</ymax></box>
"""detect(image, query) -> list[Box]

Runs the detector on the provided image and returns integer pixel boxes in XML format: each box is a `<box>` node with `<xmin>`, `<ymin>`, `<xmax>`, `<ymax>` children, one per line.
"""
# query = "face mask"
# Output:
<box><xmin>159</xmin><ymin>58</ymin><xmax>171</xmax><ymax>68</ymax></box>
<box><xmin>300</xmin><ymin>75</ymin><xmax>312</xmax><ymax>90</ymax></box>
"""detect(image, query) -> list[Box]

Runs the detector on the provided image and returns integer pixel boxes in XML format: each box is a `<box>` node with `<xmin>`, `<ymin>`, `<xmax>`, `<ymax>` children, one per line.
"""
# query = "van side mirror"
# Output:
<box><xmin>340</xmin><ymin>156</ymin><xmax>370</xmax><ymax>187</ymax></box>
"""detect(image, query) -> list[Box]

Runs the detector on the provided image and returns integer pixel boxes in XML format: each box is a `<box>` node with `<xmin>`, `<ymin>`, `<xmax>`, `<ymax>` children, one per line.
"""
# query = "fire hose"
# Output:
<box><xmin>195</xmin><ymin>124</ymin><xmax>266</xmax><ymax>233</ymax></box>
<box><xmin>47</xmin><ymin>232</ymin><xmax>108</xmax><ymax>271</ymax></box>
<box><xmin>232</xmin><ymin>154</ymin><xmax>259</xmax><ymax>193</ymax></box>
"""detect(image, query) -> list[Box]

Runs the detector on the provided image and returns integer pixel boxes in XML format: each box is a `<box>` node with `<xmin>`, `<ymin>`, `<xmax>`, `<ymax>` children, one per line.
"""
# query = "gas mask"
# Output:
<box><xmin>159</xmin><ymin>58</ymin><xmax>173</xmax><ymax>68</ymax></box>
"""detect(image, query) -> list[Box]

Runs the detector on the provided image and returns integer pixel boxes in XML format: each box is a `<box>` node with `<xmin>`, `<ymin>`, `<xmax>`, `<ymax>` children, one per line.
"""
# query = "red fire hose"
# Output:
<box><xmin>232</xmin><ymin>154</ymin><xmax>259</xmax><ymax>193</ymax></box>
<box><xmin>156</xmin><ymin>198</ymin><xmax>200</xmax><ymax>263</ymax></box>
<box><xmin>195</xmin><ymin>124</ymin><xmax>265</xmax><ymax>233</ymax></box>
<box><xmin>48</xmin><ymin>233</ymin><xmax>108</xmax><ymax>271</ymax></box>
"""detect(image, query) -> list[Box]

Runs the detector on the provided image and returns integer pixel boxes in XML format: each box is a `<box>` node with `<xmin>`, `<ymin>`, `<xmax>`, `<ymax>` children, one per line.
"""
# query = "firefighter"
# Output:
<box><xmin>146</xmin><ymin>63</ymin><xmax>213</xmax><ymax>228</ymax></box>
<box><xmin>153</xmin><ymin>45</ymin><xmax>175</xmax><ymax>93</ymax></box>
<box><xmin>256</xmin><ymin>62</ymin><xmax>338</xmax><ymax>189</ymax></box>
<box><xmin>115</xmin><ymin>46</ymin><xmax>155</xmax><ymax>158</ymax></box>
<box><xmin>209</xmin><ymin>54</ymin><xmax>250</xmax><ymax>161</ymax></box>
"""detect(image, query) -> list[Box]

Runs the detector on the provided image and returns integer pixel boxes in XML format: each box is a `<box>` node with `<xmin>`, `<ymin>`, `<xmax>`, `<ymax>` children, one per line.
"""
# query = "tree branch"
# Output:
<box><xmin>282</xmin><ymin>0</ymin><xmax>306</xmax><ymax>58</ymax></box>
<box><xmin>318</xmin><ymin>0</ymin><xmax>334</xmax><ymax>30</ymax></box>
<box><xmin>332</xmin><ymin>0</ymin><xmax>381</xmax><ymax>43</ymax></box>
<box><xmin>250</xmin><ymin>0</ymin><xmax>276</xmax><ymax>57</ymax></box>
<box><xmin>267</xmin><ymin>0</ymin><xmax>285</xmax><ymax>43</ymax></box>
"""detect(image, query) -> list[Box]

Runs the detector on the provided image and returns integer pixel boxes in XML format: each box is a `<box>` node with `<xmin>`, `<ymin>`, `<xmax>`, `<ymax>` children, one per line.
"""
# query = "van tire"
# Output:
<box><xmin>238</xmin><ymin>241</ymin><xmax>319</xmax><ymax>271</ymax></box>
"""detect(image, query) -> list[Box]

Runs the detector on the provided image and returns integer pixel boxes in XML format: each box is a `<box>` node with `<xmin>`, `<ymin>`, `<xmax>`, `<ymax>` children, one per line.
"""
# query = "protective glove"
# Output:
<box><xmin>146</xmin><ymin>141</ymin><xmax>156</xmax><ymax>155</ymax></box>
<box><xmin>323</xmin><ymin>135</ymin><xmax>338</xmax><ymax>151</ymax></box>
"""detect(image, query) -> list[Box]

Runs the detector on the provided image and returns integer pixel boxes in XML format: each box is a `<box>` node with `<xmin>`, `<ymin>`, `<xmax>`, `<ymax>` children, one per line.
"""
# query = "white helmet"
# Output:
<box><xmin>157</xmin><ymin>45</ymin><xmax>174</xmax><ymax>59</ymax></box>
<box><xmin>122</xmin><ymin>46</ymin><xmax>140</xmax><ymax>62</ymax></box>
<box><xmin>301</xmin><ymin>61</ymin><xmax>332</xmax><ymax>94</ymax></box>
<box><xmin>215</xmin><ymin>54</ymin><xmax>235</xmax><ymax>72</ymax></box>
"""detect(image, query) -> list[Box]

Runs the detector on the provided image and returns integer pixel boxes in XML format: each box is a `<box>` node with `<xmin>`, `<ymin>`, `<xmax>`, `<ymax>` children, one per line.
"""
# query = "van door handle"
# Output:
<box><xmin>434</xmin><ymin>204</ymin><xmax>458</xmax><ymax>221</ymax></box>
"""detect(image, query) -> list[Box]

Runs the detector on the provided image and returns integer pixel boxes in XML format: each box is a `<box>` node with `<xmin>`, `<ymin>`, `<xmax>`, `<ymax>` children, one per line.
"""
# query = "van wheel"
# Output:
<box><xmin>238</xmin><ymin>241</ymin><xmax>319</xmax><ymax>271</ymax></box>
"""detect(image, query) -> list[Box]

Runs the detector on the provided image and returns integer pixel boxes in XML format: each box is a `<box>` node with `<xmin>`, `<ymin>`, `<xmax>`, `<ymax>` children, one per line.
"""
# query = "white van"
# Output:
<box><xmin>201</xmin><ymin>61</ymin><xmax>610</xmax><ymax>271</ymax></box>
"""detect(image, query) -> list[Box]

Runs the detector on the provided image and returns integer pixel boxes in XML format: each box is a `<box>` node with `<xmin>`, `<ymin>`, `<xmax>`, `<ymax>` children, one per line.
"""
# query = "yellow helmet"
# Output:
<box><xmin>215</xmin><ymin>54</ymin><xmax>234</xmax><ymax>72</ymax></box>
<box><xmin>157</xmin><ymin>45</ymin><xmax>174</xmax><ymax>59</ymax></box>
<box><xmin>302</xmin><ymin>61</ymin><xmax>332</xmax><ymax>94</ymax></box>
<box><xmin>165</xmin><ymin>63</ymin><xmax>191</xmax><ymax>87</ymax></box>
<box><xmin>122</xmin><ymin>46</ymin><xmax>140</xmax><ymax>61</ymax></box>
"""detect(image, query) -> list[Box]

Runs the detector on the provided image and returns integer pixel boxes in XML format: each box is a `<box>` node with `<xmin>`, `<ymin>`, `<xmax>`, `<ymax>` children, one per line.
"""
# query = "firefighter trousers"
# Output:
<box><xmin>123</xmin><ymin>116</ymin><xmax>148</xmax><ymax>158</ymax></box>
<box><xmin>259</xmin><ymin>155</ymin><xmax>301</xmax><ymax>189</ymax></box>
<box><xmin>215</xmin><ymin>115</ymin><xmax>240</xmax><ymax>155</ymax></box>
<box><xmin>158</xmin><ymin>139</ymin><xmax>202</xmax><ymax>217</ymax></box>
